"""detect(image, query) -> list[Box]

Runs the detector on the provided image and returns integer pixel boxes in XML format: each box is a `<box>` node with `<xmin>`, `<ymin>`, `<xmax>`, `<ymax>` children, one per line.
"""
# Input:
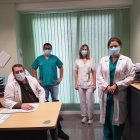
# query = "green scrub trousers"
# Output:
<box><xmin>103</xmin><ymin>56</ymin><xmax>125</xmax><ymax>140</ymax></box>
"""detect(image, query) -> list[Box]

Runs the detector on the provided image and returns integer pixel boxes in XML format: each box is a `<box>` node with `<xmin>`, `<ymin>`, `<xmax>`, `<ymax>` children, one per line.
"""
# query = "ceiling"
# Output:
<box><xmin>0</xmin><ymin>0</ymin><xmax>133</xmax><ymax>13</ymax></box>
<box><xmin>0</xmin><ymin>0</ymin><xmax>84</xmax><ymax>4</ymax></box>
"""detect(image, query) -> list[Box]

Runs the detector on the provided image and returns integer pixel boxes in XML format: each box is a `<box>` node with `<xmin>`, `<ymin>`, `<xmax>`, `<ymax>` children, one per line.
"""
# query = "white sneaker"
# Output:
<box><xmin>88</xmin><ymin>119</ymin><xmax>93</xmax><ymax>125</ymax></box>
<box><xmin>81</xmin><ymin>117</ymin><xmax>87</xmax><ymax>124</ymax></box>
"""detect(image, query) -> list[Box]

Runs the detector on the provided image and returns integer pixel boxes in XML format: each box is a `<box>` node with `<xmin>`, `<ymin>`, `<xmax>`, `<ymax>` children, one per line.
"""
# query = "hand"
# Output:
<box><xmin>36</xmin><ymin>78</ymin><xmax>42</xmax><ymax>84</ymax></box>
<box><xmin>75</xmin><ymin>84</ymin><xmax>78</xmax><ymax>90</ymax></box>
<box><xmin>113</xmin><ymin>90</ymin><xmax>118</xmax><ymax>95</ymax></box>
<box><xmin>21</xmin><ymin>104</ymin><xmax>34</xmax><ymax>110</ymax></box>
<box><xmin>109</xmin><ymin>84</ymin><xmax>117</xmax><ymax>94</ymax></box>
<box><xmin>107</xmin><ymin>86</ymin><xmax>111</xmax><ymax>93</ymax></box>
<box><xmin>55</xmin><ymin>78</ymin><xmax>62</xmax><ymax>84</ymax></box>
<box><xmin>93</xmin><ymin>85</ymin><xmax>96</xmax><ymax>91</ymax></box>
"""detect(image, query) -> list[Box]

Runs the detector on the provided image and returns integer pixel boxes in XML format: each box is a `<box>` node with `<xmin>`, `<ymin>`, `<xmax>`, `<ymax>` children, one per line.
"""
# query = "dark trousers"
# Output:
<box><xmin>49</xmin><ymin>120</ymin><xmax>62</xmax><ymax>140</ymax></box>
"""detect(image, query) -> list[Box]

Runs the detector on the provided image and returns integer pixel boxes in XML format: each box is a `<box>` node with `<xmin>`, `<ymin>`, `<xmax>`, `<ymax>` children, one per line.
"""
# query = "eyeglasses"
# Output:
<box><xmin>44</xmin><ymin>48</ymin><xmax>51</xmax><ymax>50</ymax></box>
<box><xmin>14</xmin><ymin>70</ymin><xmax>24</xmax><ymax>74</ymax></box>
<box><xmin>109</xmin><ymin>45</ymin><xmax>119</xmax><ymax>48</ymax></box>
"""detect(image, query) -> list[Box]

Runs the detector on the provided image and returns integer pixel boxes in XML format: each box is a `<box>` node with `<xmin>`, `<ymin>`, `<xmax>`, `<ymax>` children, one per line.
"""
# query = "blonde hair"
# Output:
<box><xmin>79</xmin><ymin>44</ymin><xmax>90</xmax><ymax>59</ymax></box>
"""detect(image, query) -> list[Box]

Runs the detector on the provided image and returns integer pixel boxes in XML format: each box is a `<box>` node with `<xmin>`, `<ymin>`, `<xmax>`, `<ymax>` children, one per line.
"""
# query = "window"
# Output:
<box><xmin>21</xmin><ymin>9</ymin><xmax>130</xmax><ymax>104</ymax></box>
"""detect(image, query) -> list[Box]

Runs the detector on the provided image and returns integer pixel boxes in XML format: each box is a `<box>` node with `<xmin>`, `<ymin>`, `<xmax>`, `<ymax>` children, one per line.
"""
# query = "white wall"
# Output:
<box><xmin>0</xmin><ymin>3</ymin><xmax>21</xmax><ymax>82</ymax></box>
<box><xmin>130</xmin><ymin>0</ymin><xmax>140</xmax><ymax>63</ymax></box>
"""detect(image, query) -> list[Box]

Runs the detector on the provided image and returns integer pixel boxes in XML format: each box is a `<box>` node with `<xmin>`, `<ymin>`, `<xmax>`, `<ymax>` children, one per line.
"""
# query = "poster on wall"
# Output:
<box><xmin>17</xmin><ymin>49</ymin><xmax>23</xmax><ymax>65</ymax></box>
<box><xmin>0</xmin><ymin>51</ymin><xmax>11</xmax><ymax>68</ymax></box>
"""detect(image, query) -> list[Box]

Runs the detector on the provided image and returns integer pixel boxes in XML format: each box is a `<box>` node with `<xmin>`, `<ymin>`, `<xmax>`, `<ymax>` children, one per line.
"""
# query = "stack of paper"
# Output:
<box><xmin>0</xmin><ymin>114</ymin><xmax>12</xmax><ymax>125</ymax></box>
<box><xmin>0</xmin><ymin>77</ymin><xmax>5</xmax><ymax>94</ymax></box>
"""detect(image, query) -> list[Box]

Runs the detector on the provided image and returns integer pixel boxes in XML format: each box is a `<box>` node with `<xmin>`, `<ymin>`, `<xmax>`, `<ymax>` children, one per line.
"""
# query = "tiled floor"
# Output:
<box><xmin>48</xmin><ymin>114</ymin><xmax>104</xmax><ymax>140</ymax></box>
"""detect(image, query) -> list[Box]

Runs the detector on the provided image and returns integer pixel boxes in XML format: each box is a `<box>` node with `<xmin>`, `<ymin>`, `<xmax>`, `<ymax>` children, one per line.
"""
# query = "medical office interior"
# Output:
<box><xmin>0</xmin><ymin>0</ymin><xmax>140</xmax><ymax>140</ymax></box>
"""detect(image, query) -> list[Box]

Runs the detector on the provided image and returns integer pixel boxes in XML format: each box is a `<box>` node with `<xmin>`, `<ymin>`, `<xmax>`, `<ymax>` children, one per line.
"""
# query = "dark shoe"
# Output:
<box><xmin>58</xmin><ymin>115</ymin><xmax>63</xmax><ymax>121</ymax></box>
<box><xmin>53</xmin><ymin>99</ymin><xmax>59</xmax><ymax>102</ymax></box>
<box><xmin>58</xmin><ymin>130</ymin><xmax>69</xmax><ymax>140</ymax></box>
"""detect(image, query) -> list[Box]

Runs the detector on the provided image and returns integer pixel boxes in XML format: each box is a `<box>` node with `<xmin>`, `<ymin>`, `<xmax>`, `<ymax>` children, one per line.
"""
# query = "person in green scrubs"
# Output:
<box><xmin>97</xmin><ymin>37</ymin><xmax>134</xmax><ymax>140</ymax></box>
<box><xmin>32</xmin><ymin>43</ymin><xmax>63</xmax><ymax>102</ymax></box>
<box><xmin>104</xmin><ymin>56</ymin><xmax>125</xmax><ymax>140</ymax></box>
<box><xmin>32</xmin><ymin>43</ymin><xmax>70</xmax><ymax>140</ymax></box>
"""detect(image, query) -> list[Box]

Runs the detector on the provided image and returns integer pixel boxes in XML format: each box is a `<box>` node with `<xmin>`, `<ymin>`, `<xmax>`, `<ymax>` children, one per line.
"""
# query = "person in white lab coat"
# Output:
<box><xmin>7</xmin><ymin>69</ymin><xmax>31</xmax><ymax>83</ymax></box>
<box><xmin>73</xmin><ymin>44</ymin><xmax>96</xmax><ymax>125</ymax></box>
<box><xmin>97</xmin><ymin>37</ymin><xmax>135</xmax><ymax>140</ymax></box>
<box><xmin>3</xmin><ymin>65</ymin><xmax>45</xmax><ymax>109</ymax></box>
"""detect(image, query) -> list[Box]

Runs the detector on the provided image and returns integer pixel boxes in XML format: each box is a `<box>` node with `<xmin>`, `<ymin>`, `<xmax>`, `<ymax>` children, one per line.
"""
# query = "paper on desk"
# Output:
<box><xmin>133</xmin><ymin>83</ymin><xmax>140</xmax><ymax>85</ymax></box>
<box><xmin>0</xmin><ymin>114</ymin><xmax>12</xmax><ymax>125</ymax></box>
<box><xmin>0</xmin><ymin>104</ymin><xmax>39</xmax><ymax>114</ymax></box>
<box><xmin>0</xmin><ymin>51</ymin><xmax>11</xmax><ymax>68</ymax></box>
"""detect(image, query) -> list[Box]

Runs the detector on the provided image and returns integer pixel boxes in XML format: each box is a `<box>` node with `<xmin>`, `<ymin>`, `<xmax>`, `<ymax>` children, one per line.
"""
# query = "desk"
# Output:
<box><xmin>0</xmin><ymin>102</ymin><xmax>62</xmax><ymax>140</ymax></box>
<box><xmin>122</xmin><ymin>84</ymin><xmax>140</xmax><ymax>140</ymax></box>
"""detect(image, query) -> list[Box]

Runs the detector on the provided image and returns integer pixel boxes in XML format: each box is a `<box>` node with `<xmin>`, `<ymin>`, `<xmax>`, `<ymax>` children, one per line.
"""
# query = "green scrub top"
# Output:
<box><xmin>31</xmin><ymin>54</ymin><xmax>63</xmax><ymax>86</ymax></box>
<box><xmin>107</xmin><ymin>56</ymin><xmax>118</xmax><ymax>100</ymax></box>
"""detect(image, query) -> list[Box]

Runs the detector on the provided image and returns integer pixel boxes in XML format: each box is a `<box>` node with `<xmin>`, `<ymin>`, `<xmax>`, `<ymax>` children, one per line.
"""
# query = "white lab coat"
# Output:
<box><xmin>2</xmin><ymin>76</ymin><xmax>45</xmax><ymax>109</ymax></box>
<box><xmin>7</xmin><ymin>69</ymin><xmax>31</xmax><ymax>83</ymax></box>
<box><xmin>97</xmin><ymin>54</ymin><xmax>135</xmax><ymax>126</ymax></box>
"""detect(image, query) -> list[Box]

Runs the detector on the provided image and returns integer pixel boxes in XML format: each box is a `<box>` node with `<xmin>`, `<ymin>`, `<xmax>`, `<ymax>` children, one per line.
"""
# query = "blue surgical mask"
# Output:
<box><xmin>109</xmin><ymin>47</ymin><xmax>120</xmax><ymax>55</ymax></box>
<box><xmin>15</xmin><ymin>73</ymin><xmax>25</xmax><ymax>81</ymax></box>
<box><xmin>44</xmin><ymin>50</ymin><xmax>51</xmax><ymax>56</ymax></box>
<box><xmin>81</xmin><ymin>50</ymin><xmax>87</xmax><ymax>56</ymax></box>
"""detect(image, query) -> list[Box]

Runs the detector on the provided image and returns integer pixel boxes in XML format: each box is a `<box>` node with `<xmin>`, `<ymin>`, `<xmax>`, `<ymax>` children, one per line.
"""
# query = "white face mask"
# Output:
<box><xmin>81</xmin><ymin>50</ymin><xmax>87</xmax><ymax>56</ymax></box>
<box><xmin>44</xmin><ymin>50</ymin><xmax>51</xmax><ymax>56</ymax></box>
<box><xmin>109</xmin><ymin>46</ymin><xmax>120</xmax><ymax>55</ymax></box>
<box><xmin>15</xmin><ymin>73</ymin><xmax>25</xmax><ymax>81</ymax></box>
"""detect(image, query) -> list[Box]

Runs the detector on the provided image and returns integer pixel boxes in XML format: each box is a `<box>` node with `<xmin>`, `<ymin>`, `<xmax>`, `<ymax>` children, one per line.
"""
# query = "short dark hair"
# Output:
<box><xmin>12</xmin><ymin>64</ymin><xmax>25</xmax><ymax>73</ymax></box>
<box><xmin>43</xmin><ymin>43</ymin><xmax>52</xmax><ymax>49</ymax></box>
<box><xmin>108</xmin><ymin>37</ymin><xmax>122</xmax><ymax>47</ymax></box>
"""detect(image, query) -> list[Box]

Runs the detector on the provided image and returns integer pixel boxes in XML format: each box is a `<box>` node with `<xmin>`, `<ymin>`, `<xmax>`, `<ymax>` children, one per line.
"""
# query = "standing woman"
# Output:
<box><xmin>97</xmin><ymin>37</ymin><xmax>135</xmax><ymax>140</ymax></box>
<box><xmin>73</xmin><ymin>44</ymin><xmax>96</xmax><ymax>125</ymax></box>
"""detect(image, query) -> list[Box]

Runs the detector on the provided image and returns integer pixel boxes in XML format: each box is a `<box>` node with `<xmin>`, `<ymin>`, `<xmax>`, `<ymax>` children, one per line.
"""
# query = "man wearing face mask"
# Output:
<box><xmin>2</xmin><ymin>64</ymin><xmax>69</xmax><ymax>140</ymax></box>
<box><xmin>97</xmin><ymin>38</ymin><xmax>135</xmax><ymax>140</ymax></box>
<box><xmin>32</xmin><ymin>43</ymin><xmax>63</xmax><ymax>102</ymax></box>
<box><xmin>3</xmin><ymin>64</ymin><xmax>45</xmax><ymax>110</ymax></box>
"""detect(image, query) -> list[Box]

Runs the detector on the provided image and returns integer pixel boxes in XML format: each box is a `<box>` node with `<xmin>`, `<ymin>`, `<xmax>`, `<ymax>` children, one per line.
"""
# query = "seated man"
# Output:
<box><xmin>2</xmin><ymin>64</ymin><xmax>69</xmax><ymax>140</ymax></box>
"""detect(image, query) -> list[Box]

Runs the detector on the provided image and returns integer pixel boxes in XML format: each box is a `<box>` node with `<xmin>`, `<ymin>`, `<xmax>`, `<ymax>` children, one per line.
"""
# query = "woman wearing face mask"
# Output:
<box><xmin>73</xmin><ymin>44</ymin><xmax>96</xmax><ymax>125</ymax></box>
<box><xmin>97</xmin><ymin>37</ymin><xmax>135</xmax><ymax>140</ymax></box>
